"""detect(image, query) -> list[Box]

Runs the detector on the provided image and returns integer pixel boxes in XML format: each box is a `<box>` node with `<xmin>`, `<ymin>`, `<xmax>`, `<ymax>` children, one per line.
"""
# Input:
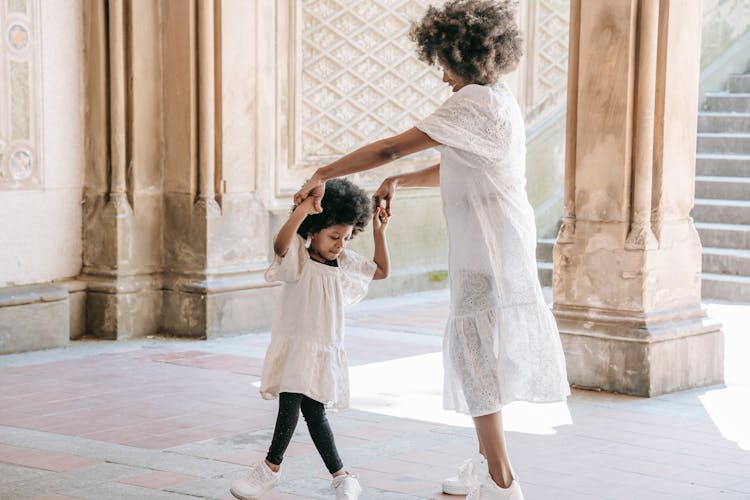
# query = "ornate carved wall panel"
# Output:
<box><xmin>275</xmin><ymin>0</ymin><xmax>449</xmax><ymax>193</ymax></box>
<box><xmin>0</xmin><ymin>0</ymin><xmax>40</xmax><ymax>190</ymax></box>
<box><xmin>524</xmin><ymin>0</ymin><xmax>569</xmax><ymax>125</ymax></box>
<box><xmin>300</xmin><ymin>0</ymin><xmax>447</xmax><ymax>161</ymax></box>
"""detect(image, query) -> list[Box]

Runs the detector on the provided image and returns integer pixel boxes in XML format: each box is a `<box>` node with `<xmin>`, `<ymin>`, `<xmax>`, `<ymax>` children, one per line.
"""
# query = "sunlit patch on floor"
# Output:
<box><xmin>348</xmin><ymin>352</ymin><xmax>572</xmax><ymax>434</ymax></box>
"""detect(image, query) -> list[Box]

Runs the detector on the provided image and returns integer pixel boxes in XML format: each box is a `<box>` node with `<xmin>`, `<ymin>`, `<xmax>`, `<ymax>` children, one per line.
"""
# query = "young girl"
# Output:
<box><xmin>230</xmin><ymin>179</ymin><xmax>390</xmax><ymax>500</ymax></box>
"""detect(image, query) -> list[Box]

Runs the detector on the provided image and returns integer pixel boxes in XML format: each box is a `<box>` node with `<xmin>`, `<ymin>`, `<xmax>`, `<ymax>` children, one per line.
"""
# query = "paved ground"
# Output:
<box><xmin>1</xmin><ymin>289</ymin><xmax>749</xmax><ymax>500</ymax></box>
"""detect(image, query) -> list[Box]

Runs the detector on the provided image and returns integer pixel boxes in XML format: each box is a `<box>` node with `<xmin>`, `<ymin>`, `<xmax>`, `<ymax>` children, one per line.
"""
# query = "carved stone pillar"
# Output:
<box><xmin>160</xmin><ymin>0</ymin><xmax>274</xmax><ymax>338</ymax></box>
<box><xmin>81</xmin><ymin>0</ymin><xmax>162</xmax><ymax>339</ymax></box>
<box><xmin>553</xmin><ymin>0</ymin><xmax>724</xmax><ymax>396</ymax></box>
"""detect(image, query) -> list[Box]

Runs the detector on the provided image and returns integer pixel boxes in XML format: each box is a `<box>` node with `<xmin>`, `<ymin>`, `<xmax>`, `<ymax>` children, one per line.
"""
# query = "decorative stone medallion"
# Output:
<box><xmin>8</xmin><ymin>148</ymin><xmax>31</xmax><ymax>179</ymax></box>
<box><xmin>1</xmin><ymin>0</ymin><xmax>40</xmax><ymax>190</ymax></box>
<box><xmin>7</xmin><ymin>22</ymin><xmax>28</xmax><ymax>50</ymax></box>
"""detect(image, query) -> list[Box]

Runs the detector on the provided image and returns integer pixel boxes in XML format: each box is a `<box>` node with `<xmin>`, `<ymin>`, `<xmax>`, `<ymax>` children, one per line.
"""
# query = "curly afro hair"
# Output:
<box><xmin>296</xmin><ymin>178</ymin><xmax>372</xmax><ymax>238</ymax></box>
<box><xmin>411</xmin><ymin>0</ymin><xmax>523</xmax><ymax>85</ymax></box>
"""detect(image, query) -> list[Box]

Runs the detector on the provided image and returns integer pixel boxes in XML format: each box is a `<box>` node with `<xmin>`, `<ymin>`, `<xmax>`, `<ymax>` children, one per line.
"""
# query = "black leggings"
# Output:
<box><xmin>266</xmin><ymin>392</ymin><xmax>344</xmax><ymax>474</ymax></box>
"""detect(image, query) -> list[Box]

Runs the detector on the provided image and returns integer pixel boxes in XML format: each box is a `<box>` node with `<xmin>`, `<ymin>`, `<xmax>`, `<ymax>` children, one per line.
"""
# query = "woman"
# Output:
<box><xmin>294</xmin><ymin>1</ymin><xmax>569</xmax><ymax>498</ymax></box>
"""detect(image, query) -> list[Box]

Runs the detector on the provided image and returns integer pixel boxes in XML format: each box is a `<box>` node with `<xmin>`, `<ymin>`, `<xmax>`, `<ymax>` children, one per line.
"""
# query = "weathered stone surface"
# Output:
<box><xmin>64</xmin><ymin>280</ymin><xmax>87</xmax><ymax>341</ymax></box>
<box><xmin>0</xmin><ymin>284</ymin><xmax>69</xmax><ymax>354</ymax></box>
<box><xmin>83</xmin><ymin>275</ymin><xmax>161</xmax><ymax>340</ymax></box>
<box><xmin>556</xmin><ymin>305</ymin><xmax>723</xmax><ymax>396</ymax></box>
<box><xmin>553</xmin><ymin>0</ymin><xmax>723</xmax><ymax>396</ymax></box>
<box><xmin>161</xmin><ymin>273</ymin><xmax>276</xmax><ymax>338</ymax></box>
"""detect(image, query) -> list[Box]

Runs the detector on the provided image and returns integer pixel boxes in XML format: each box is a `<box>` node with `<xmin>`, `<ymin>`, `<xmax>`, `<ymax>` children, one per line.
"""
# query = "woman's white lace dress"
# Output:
<box><xmin>417</xmin><ymin>82</ymin><xmax>570</xmax><ymax>416</ymax></box>
<box><xmin>260</xmin><ymin>234</ymin><xmax>376</xmax><ymax>409</ymax></box>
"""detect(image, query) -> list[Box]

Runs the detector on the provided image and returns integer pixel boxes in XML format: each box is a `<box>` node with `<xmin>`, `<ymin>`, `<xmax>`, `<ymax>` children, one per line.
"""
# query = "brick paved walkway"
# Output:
<box><xmin>1</xmin><ymin>290</ymin><xmax>748</xmax><ymax>499</ymax></box>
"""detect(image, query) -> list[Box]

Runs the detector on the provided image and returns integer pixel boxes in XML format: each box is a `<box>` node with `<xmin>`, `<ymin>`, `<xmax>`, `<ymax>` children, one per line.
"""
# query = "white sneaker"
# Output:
<box><xmin>442</xmin><ymin>453</ymin><xmax>487</xmax><ymax>495</ymax></box>
<box><xmin>230</xmin><ymin>461</ymin><xmax>280</xmax><ymax>500</ymax></box>
<box><xmin>466</xmin><ymin>473</ymin><xmax>524</xmax><ymax>500</ymax></box>
<box><xmin>331</xmin><ymin>472</ymin><xmax>362</xmax><ymax>499</ymax></box>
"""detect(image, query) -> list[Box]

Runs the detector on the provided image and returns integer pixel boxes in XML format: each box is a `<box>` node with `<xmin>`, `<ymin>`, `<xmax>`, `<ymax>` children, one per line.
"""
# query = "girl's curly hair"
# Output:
<box><xmin>411</xmin><ymin>0</ymin><xmax>523</xmax><ymax>85</ymax></box>
<box><xmin>296</xmin><ymin>178</ymin><xmax>372</xmax><ymax>238</ymax></box>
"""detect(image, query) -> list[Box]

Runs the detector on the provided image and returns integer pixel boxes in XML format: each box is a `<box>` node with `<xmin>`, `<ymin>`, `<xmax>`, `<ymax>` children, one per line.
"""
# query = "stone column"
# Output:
<box><xmin>81</xmin><ymin>0</ymin><xmax>162</xmax><ymax>339</ymax></box>
<box><xmin>160</xmin><ymin>0</ymin><xmax>274</xmax><ymax>338</ymax></box>
<box><xmin>553</xmin><ymin>0</ymin><xmax>724</xmax><ymax>396</ymax></box>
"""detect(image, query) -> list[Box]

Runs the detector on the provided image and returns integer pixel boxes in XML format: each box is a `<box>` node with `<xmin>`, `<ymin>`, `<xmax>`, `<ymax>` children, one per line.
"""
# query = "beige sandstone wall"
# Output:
<box><xmin>0</xmin><ymin>0</ymin><xmax>84</xmax><ymax>288</ymax></box>
<box><xmin>0</xmin><ymin>1</ymin><xmax>745</xmax><ymax>352</ymax></box>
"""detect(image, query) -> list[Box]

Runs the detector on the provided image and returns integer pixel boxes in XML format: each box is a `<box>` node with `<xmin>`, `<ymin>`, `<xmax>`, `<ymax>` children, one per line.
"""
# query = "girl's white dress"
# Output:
<box><xmin>260</xmin><ymin>234</ymin><xmax>376</xmax><ymax>409</ymax></box>
<box><xmin>417</xmin><ymin>82</ymin><xmax>570</xmax><ymax>417</ymax></box>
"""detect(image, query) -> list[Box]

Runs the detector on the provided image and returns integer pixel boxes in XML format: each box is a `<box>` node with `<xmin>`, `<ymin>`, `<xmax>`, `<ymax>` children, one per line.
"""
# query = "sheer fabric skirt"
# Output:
<box><xmin>442</xmin><ymin>273</ymin><xmax>570</xmax><ymax>417</ymax></box>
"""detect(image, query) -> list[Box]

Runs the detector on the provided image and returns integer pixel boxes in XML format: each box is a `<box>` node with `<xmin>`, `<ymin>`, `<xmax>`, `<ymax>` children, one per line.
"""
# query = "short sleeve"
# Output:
<box><xmin>338</xmin><ymin>249</ymin><xmax>377</xmax><ymax>306</ymax></box>
<box><xmin>416</xmin><ymin>84</ymin><xmax>510</xmax><ymax>159</ymax></box>
<box><xmin>264</xmin><ymin>234</ymin><xmax>308</xmax><ymax>283</ymax></box>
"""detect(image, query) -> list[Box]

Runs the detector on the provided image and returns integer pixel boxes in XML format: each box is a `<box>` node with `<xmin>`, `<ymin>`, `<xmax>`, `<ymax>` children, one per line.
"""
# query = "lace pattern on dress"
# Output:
<box><xmin>452</xmin><ymin>270</ymin><xmax>499</xmax><ymax>316</ymax></box>
<box><xmin>416</xmin><ymin>84</ymin><xmax>512</xmax><ymax>160</ymax></box>
<box><xmin>447</xmin><ymin>315</ymin><xmax>501</xmax><ymax>416</ymax></box>
<box><xmin>443</xmin><ymin>303</ymin><xmax>570</xmax><ymax>417</ymax></box>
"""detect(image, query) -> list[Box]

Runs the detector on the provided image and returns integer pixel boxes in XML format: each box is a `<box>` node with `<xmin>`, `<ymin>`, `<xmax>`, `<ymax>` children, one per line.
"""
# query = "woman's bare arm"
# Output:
<box><xmin>294</xmin><ymin>128</ymin><xmax>440</xmax><ymax>209</ymax></box>
<box><xmin>373</xmin><ymin>164</ymin><xmax>440</xmax><ymax>216</ymax></box>
<box><xmin>390</xmin><ymin>163</ymin><xmax>440</xmax><ymax>188</ymax></box>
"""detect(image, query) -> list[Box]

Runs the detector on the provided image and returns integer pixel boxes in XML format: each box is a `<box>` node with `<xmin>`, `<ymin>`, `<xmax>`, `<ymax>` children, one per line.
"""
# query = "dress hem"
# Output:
<box><xmin>259</xmin><ymin>387</ymin><xmax>348</xmax><ymax>411</ymax></box>
<box><xmin>445</xmin><ymin>393</ymin><xmax>570</xmax><ymax>418</ymax></box>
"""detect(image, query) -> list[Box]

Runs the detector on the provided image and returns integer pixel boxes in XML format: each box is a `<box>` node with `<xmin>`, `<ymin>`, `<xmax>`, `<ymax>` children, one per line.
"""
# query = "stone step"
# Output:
<box><xmin>696</xmin><ymin>154</ymin><xmax>750</xmax><ymax>177</ymax></box>
<box><xmin>537</xmin><ymin>261</ymin><xmax>552</xmax><ymax>287</ymax></box>
<box><xmin>536</xmin><ymin>238</ymin><xmax>555</xmax><ymax>261</ymax></box>
<box><xmin>695</xmin><ymin>222</ymin><xmax>750</xmax><ymax>250</ymax></box>
<box><xmin>703</xmin><ymin>93</ymin><xmax>750</xmax><ymax>112</ymax></box>
<box><xmin>692</xmin><ymin>199</ymin><xmax>750</xmax><ymax>225</ymax></box>
<box><xmin>697</xmin><ymin>112</ymin><xmax>750</xmax><ymax>133</ymax></box>
<box><xmin>697</xmin><ymin>133</ymin><xmax>750</xmax><ymax>155</ymax></box>
<box><xmin>695</xmin><ymin>176</ymin><xmax>750</xmax><ymax>200</ymax></box>
<box><xmin>701</xmin><ymin>273</ymin><xmax>750</xmax><ymax>302</ymax></box>
<box><xmin>702</xmin><ymin>247</ymin><xmax>750</xmax><ymax>277</ymax></box>
<box><xmin>728</xmin><ymin>74</ymin><xmax>750</xmax><ymax>93</ymax></box>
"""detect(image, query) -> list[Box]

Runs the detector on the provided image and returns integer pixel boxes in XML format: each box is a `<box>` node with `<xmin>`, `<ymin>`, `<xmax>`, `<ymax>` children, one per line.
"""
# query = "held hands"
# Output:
<box><xmin>372</xmin><ymin>176</ymin><xmax>395</xmax><ymax>234</ymax></box>
<box><xmin>296</xmin><ymin>195</ymin><xmax>321</xmax><ymax>216</ymax></box>
<box><xmin>294</xmin><ymin>175</ymin><xmax>325</xmax><ymax>212</ymax></box>
<box><xmin>372</xmin><ymin>206</ymin><xmax>390</xmax><ymax>234</ymax></box>
<box><xmin>373</xmin><ymin>177</ymin><xmax>397</xmax><ymax>217</ymax></box>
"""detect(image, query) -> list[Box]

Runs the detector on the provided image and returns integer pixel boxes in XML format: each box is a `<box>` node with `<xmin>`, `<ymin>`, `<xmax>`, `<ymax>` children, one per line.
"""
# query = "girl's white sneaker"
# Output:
<box><xmin>331</xmin><ymin>473</ymin><xmax>362</xmax><ymax>499</ymax></box>
<box><xmin>466</xmin><ymin>474</ymin><xmax>524</xmax><ymax>500</ymax></box>
<box><xmin>230</xmin><ymin>461</ymin><xmax>280</xmax><ymax>500</ymax></box>
<box><xmin>442</xmin><ymin>453</ymin><xmax>487</xmax><ymax>495</ymax></box>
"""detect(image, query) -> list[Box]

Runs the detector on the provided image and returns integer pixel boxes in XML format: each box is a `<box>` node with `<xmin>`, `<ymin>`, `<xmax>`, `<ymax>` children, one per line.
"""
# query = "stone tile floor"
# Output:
<box><xmin>0</xmin><ymin>289</ymin><xmax>748</xmax><ymax>499</ymax></box>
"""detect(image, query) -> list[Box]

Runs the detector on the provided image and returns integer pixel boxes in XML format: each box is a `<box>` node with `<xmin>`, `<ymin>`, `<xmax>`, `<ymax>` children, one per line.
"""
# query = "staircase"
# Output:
<box><xmin>536</xmin><ymin>69</ymin><xmax>750</xmax><ymax>303</ymax></box>
<box><xmin>693</xmin><ymin>70</ymin><xmax>750</xmax><ymax>302</ymax></box>
<box><xmin>537</xmin><ymin>239</ymin><xmax>554</xmax><ymax>287</ymax></box>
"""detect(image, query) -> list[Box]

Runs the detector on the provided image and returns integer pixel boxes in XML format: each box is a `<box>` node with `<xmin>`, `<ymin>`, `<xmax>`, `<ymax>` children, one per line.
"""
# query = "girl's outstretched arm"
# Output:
<box><xmin>294</xmin><ymin>128</ymin><xmax>440</xmax><ymax>210</ymax></box>
<box><xmin>273</xmin><ymin>197</ymin><xmax>317</xmax><ymax>257</ymax></box>
<box><xmin>372</xmin><ymin>207</ymin><xmax>390</xmax><ymax>280</ymax></box>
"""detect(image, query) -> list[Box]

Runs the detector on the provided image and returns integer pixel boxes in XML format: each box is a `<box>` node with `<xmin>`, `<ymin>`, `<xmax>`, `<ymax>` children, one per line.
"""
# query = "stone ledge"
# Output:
<box><xmin>0</xmin><ymin>283</ymin><xmax>70</xmax><ymax>355</ymax></box>
<box><xmin>0</xmin><ymin>284</ymin><xmax>67</xmax><ymax>307</ymax></box>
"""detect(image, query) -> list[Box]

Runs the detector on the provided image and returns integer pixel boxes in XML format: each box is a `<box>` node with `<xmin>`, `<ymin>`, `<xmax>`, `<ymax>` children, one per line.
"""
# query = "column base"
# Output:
<box><xmin>83</xmin><ymin>273</ymin><xmax>162</xmax><ymax>340</ymax></box>
<box><xmin>554</xmin><ymin>304</ymin><xmax>724</xmax><ymax>396</ymax></box>
<box><xmin>161</xmin><ymin>269</ymin><xmax>276</xmax><ymax>338</ymax></box>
